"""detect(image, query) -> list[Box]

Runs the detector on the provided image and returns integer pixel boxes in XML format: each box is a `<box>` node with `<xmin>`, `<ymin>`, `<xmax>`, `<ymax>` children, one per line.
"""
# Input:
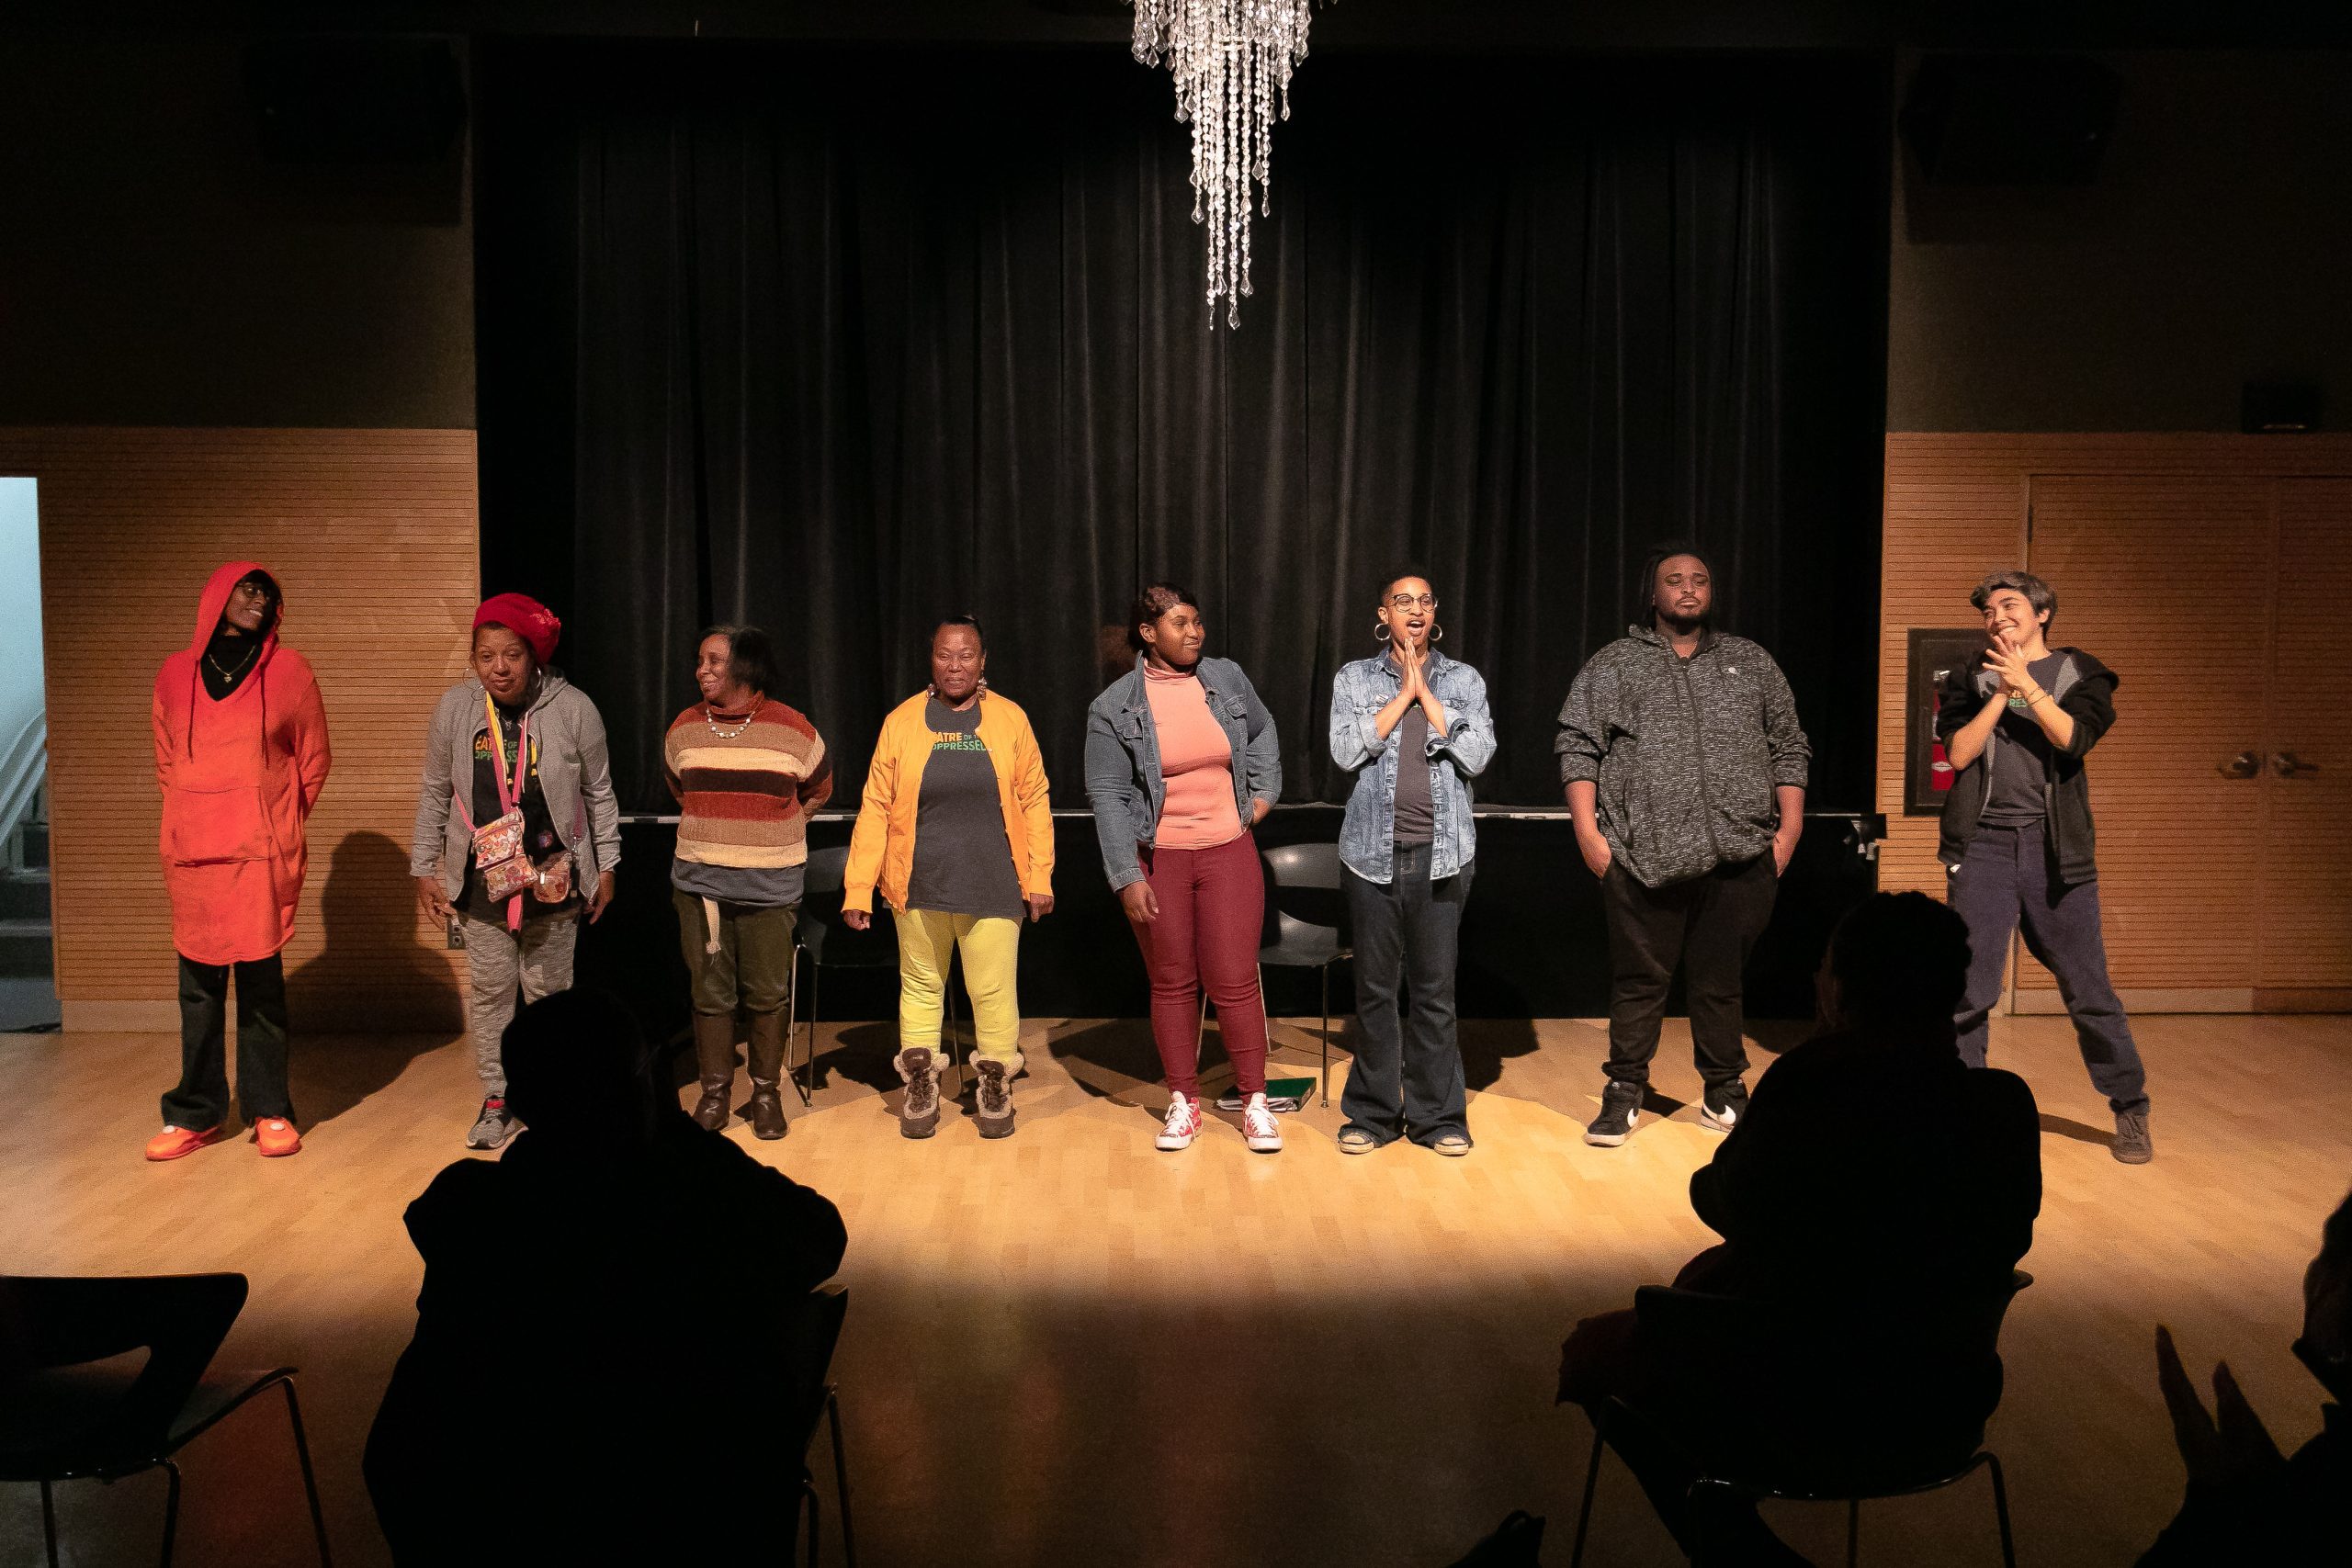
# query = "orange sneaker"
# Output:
<box><xmin>254</xmin><ymin>1118</ymin><xmax>302</xmax><ymax>1157</ymax></box>
<box><xmin>144</xmin><ymin>1123</ymin><xmax>227</xmax><ymax>1162</ymax></box>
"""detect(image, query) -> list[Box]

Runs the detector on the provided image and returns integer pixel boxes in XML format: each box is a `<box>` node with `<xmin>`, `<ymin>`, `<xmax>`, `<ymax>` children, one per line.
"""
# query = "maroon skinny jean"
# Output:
<box><xmin>1130</xmin><ymin>833</ymin><xmax>1269</xmax><ymax>1100</ymax></box>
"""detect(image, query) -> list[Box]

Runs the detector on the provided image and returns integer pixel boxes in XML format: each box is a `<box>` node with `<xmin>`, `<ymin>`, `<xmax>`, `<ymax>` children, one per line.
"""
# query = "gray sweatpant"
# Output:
<box><xmin>463</xmin><ymin>907</ymin><xmax>580</xmax><ymax>1096</ymax></box>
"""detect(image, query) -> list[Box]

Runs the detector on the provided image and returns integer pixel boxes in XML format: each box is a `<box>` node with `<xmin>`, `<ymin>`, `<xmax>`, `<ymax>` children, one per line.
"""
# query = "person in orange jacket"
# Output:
<box><xmin>842</xmin><ymin>615</ymin><xmax>1054</xmax><ymax>1140</ymax></box>
<box><xmin>145</xmin><ymin>562</ymin><xmax>331</xmax><ymax>1160</ymax></box>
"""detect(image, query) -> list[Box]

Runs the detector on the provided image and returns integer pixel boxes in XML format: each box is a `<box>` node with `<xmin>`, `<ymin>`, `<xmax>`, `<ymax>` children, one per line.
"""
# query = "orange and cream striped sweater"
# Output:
<box><xmin>663</xmin><ymin>697</ymin><xmax>832</xmax><ymax>902</ymax></box>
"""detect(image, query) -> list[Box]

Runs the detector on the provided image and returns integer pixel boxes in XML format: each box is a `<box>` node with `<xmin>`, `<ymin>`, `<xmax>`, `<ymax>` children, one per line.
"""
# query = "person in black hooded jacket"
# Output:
<box><xmin>1936</xmin><ymin>569</ymin><xmax>2153</xmax><ymax>1165</ymax></box>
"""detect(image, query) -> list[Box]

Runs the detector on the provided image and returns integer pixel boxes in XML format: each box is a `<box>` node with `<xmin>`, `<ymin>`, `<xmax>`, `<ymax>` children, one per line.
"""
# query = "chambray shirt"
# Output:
<box><xmin>1328</xmin><ymin>649</ymin><xmax>1497</xmax><ymax>885</ymax></box>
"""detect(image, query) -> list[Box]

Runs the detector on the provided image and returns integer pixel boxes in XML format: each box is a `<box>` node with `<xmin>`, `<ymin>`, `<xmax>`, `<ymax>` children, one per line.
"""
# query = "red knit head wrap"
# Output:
<box><xmin>472</xmin><ymin>592</ymin><xmax>562</xmax><ymax>666</ymax></box>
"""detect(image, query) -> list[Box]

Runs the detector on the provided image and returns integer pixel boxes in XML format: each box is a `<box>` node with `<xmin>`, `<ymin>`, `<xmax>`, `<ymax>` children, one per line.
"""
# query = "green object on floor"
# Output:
<box><xmin>1215</xmin><ymin>1077</ymin><xmax>1314</xmax><ymax>1113</ymax></box>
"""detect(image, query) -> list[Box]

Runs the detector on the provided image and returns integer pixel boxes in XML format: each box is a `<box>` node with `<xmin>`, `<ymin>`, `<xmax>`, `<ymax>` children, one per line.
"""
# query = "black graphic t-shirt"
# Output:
<box><xmin>1979</xmin><ymin>653</ymin><xmax>2064</xmax><ymax>828</ymax></box>
<box><xmin>458</xmin><ymin>701</ymin><xmax>578</xmax><ymax>919</ymax></box>
<box><xmin>905</xmin><ymin>698</ymin><xmax>1023</xmax><ymax>920</ymax></box>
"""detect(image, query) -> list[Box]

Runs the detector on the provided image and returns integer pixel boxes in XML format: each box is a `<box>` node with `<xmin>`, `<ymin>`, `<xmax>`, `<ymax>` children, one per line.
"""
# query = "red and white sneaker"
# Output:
<box><xmin>1155</xmin><ymin>1094</ymin><xmax>1204</xmax><ymax>1151</ymax></box>
<box><xmin>1241</xmin><ymin>1092</ymin><xmax>1283</xmax><ymax>1154</ymax></box>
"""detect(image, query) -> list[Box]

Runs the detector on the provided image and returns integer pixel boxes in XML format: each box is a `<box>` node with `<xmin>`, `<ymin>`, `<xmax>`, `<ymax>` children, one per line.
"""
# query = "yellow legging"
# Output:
<box><xmin>896</xmin><ymin>908</ymin><xmax>1023</xmax><ymax>1064</ymax></box>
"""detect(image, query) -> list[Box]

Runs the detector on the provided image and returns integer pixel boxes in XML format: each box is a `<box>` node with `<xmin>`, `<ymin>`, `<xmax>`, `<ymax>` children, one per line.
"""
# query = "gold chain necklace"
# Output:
<box><xmin>206</xmin><ymin>642</ymin><xmax>260</xmax><ymax>683</ymax></box>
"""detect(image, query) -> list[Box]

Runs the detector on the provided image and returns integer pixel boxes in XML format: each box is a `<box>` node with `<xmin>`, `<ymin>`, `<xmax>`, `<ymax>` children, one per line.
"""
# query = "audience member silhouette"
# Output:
<box><xmin>2140</xmin><ymin>1184</ymin><xmax>2352</xmax><ymax>1564</ymax></box>
<box><xmin>1557</xmin><ymin>892</ymin><xmax>2042</xmax><ymax>1565</ymax></box>
<box><xmin>364</xmin><ymin>988</ymin><xmax>848</xmax><ymax>1562</ymax></box>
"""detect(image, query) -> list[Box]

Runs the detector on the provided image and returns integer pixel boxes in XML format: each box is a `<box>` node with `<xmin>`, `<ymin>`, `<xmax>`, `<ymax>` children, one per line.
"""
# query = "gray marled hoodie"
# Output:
<box><xmin>1555</xmin><ymin>626</ymin><xmax>1811</xmax><ymax>888</ymax></box>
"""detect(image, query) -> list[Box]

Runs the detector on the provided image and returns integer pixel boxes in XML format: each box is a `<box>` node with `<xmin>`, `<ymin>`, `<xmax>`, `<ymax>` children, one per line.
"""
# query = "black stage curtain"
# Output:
<box><xmin>477</xmin><ymin>43</ymin><xmax>1887</xmax><ymax>814</ymax></box>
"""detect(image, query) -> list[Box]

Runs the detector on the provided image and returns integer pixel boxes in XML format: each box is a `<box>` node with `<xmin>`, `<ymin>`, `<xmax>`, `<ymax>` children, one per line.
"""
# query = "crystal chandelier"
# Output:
<box><xmin>1130</xmin><ymin>2</ymin><xmax>1326</xmax><ymax>328</ymax></box>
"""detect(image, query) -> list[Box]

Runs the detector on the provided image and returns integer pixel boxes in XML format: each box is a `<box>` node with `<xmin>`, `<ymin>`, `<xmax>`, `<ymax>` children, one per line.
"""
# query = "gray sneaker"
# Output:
<box><xmin>2112</xmin><ymin>1106</ymin><xmax>2153</xmax><ymax>1165</ymax></box>
<box><xmin>466</xmin><ymin>1096</ymin><xmax>518</xmax><ymax>1150</ymax></box>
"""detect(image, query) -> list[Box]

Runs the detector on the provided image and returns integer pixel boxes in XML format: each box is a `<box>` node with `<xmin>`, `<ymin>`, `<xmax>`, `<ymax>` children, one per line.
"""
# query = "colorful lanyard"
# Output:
<box><xmin>484</xmin><ymin>695</ymin><xmax>532</xmax><ymax>818</ymax></box>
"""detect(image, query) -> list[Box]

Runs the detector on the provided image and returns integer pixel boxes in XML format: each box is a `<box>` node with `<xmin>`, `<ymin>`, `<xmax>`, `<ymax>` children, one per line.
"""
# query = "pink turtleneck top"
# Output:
<box><xmin>1144</xmin><ymin>664</ymin><xmax>1244</xmax><ymax>850</ymax></box>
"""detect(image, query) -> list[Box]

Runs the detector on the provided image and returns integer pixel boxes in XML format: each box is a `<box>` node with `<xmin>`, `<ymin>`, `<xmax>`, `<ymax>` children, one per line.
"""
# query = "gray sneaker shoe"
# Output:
<box><xmin>466</xmin><ymin>1096</ymin><xmax>518</xmax><ymax>1150</ymax></box>
<box><xmin>973</xmin><ymin>1056</ymin><xmax>1016</xmax><ymax>1139</ymax></box>
<box><xmin>1585</xmin><ymin>1082</ymin><xmax>1643</xmax><ymax>1147</ymax></box>
<box><xmin>2112</xmin><ymin>1106</ymin><xmax>2153</xmax><ymax>1165</ymax></box>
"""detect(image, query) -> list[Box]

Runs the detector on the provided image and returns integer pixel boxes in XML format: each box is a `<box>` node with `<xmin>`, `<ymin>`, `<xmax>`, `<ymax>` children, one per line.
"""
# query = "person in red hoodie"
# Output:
<box><xmin>145</xmin><ymin>562</ymin><xmax>332</xmax><ymax>1160</ymax></box>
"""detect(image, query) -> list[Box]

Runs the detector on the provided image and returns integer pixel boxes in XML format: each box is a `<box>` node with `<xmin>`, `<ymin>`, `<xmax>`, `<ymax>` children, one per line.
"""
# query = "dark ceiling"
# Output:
<box><xmin>12</xmin><ymin>1</ymin><xmax>2351</xmax><ymax>51</ymax></box>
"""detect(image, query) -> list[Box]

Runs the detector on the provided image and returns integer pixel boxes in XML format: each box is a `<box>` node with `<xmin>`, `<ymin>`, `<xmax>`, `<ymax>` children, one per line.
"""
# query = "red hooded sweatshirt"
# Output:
<box><xmin>151</xmin><ymin>561</ymin><xmax>332</xmax><ymax>964</ymax></box>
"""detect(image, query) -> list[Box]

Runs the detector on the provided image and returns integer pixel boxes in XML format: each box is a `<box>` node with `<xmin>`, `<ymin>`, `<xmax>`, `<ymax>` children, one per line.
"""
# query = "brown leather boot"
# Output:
<box><xmin>745</xmin><ymin>1009</ymin><xmax>789</xmax><ymax>1141</ymax></box>
<box><xmin>691</xmin><ymin>1012</ymin><xmax>737</xmax><ymax>1132</ymax></box>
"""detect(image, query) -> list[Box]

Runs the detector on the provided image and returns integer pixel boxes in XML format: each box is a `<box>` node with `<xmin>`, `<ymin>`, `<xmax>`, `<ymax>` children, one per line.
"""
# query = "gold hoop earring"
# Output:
<box><xmin>1374</xmin><ymin>623</ymin><xmax>1391</xmax><ymax>643</ymax></box>
<box><xmin>1432</xmin><ymin>624</ymin><xmax>1445</xmax><ymax>643</ymax></box>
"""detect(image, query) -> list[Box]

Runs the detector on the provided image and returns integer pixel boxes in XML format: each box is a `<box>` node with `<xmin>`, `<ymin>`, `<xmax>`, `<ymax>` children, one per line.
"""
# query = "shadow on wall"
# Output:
<box><xmin>286</xmin><ymin>831</ymin><xmax>458</xmax><ymax>1128</ymax></box>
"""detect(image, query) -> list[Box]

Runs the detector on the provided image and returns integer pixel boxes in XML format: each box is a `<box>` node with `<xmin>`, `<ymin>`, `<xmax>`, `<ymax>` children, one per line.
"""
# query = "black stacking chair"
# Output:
<box><xmin>785</xmin><ymin>1280</ymin><xmax>857</xmax><ymax>1568</ymax></box>
<box><xmin>0</xmin><ymin>1271</ymin><xmax>332</xmax><ymax>1568</ymax></box>
<box><xmin>1254</xmin><ymin>841</ymin><xmax>1352</xmax><ymax>1106</ymax></box>
<box><xmin>1571</xmin><ymin>1270</ymin><xmax>2033</xmax><ymax>1568</ymax></box>
<box><xmin>794</xmin><ymin>844</ymin><xmax>966</xmax><ymax>1100</ymax></box>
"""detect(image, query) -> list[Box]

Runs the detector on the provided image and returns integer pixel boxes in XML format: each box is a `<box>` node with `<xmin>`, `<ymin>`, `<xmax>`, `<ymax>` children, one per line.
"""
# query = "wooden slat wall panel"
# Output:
<box><xmin>2262</xmin><ymin>479</ymin><xmax>2352</xmax><ymax>987</ymax></box>
<box><xmin>1881</xmin><ymin>434</ymin><xmax>2352</xmax><ymax>1004</ymax></box>
<box><xmin>2028</xmin><ymin>477</ymin><xmax>2274</xmax><ymax>988</ymax></box>
<box><xmin>1876</xmin><ymin>447</ymin><xmax>2026</xmax><ymax>897</ymax></box>
<box><xmin>0</xmin><ymin>428</ymin><xmax>478</xmax><ymax>1031</ymax></box>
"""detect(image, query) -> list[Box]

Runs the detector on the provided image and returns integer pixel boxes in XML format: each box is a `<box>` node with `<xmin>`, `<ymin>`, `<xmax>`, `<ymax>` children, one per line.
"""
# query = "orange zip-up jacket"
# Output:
<box><xmin>151</xmin><ymin>560</ymin><xmax>332</xmax><ymax>964</ymax></box>
<box><xmin>842</xmin><ymin>690</ymin><xmax>1052</xmax><ymax>915</ymax></box>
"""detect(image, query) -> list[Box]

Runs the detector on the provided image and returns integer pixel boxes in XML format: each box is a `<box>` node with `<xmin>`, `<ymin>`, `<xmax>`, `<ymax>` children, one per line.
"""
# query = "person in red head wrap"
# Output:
<box><xmin>145</xmin><ymin>562</ymin><xmax>332</xmax><ymax>1162</ymax></box>
<box><xmin>410</xmin><ymin>592</ymin><xmax>621</xmax><ymax>1150</ymax></box>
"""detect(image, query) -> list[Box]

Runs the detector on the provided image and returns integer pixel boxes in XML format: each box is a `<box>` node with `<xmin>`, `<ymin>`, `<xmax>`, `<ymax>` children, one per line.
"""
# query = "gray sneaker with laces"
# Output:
<box><xmin>466</xmin><ymin>1096</ymin><xmax>518</xmax><ymax>1150</ymax></box>
<box><xmin>2111</xmin><ymin>1106</ymin><xmax>2153</xmax><ymax>1164</ymax></box>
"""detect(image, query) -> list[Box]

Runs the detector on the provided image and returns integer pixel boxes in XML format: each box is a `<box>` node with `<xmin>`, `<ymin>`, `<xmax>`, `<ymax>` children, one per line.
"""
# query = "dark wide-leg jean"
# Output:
<box><xmin>1341</xmin><ymin>842</ymin><xmax>1472</xmax><ymax>1146</ymax></box>
<box><xmin>1949</xmin><ymin>820</ymin><xmax>2148</xmax><ymax>1111</ymax></box>
<box><xmin>163</xmin><ymin>951</ymin><xmax>293</xmax><ymax>1128</ymax></box>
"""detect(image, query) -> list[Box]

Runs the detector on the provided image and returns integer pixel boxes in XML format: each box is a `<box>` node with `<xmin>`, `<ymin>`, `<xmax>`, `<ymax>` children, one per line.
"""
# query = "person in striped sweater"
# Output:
<box><xmin>665</xmin><ymin>626</ymin><xmax>832</xmax><ymax>1139</ymax></box>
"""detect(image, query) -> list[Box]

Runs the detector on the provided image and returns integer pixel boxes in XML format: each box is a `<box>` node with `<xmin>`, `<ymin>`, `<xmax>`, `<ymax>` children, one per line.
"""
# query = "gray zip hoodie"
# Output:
<box><xmin>1555</xmin><ymin>626</ymin><xmax>1810</xmax><ymax>889</ymax></box>
<box><xmin>410</xmin><ymin>672</ymin><xmax>623</xmax><ymax>900</ymax></box>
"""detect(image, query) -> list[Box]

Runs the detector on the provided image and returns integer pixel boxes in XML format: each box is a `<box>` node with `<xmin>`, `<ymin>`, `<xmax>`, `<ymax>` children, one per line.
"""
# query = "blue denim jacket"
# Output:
<box><xmin>1328</xmin><ymin>649</ymin><xmax>1496</xmax><ymax>885</ymax></box>
<box><xmin>1084</xmin><ymin>655</ymin><xmax>1283</xmax><ymax>892</ymax></box>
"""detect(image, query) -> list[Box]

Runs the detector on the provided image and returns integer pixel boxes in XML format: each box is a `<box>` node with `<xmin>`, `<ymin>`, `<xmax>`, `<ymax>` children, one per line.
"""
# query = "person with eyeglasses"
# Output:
<box><xmin>1556</xmin><ymin>545</ymin><xmax>1810</xmax><ymax>1150</ymax></box>
<box><xmin>145</xmin><ymin>562</ymin><xmax>332</xmax><ymax>1161</ymax></box>
<box><xmin>1328</xmin><ymin>570</ymin><xmax>1497</xmax><ymax>1156</ymax></box>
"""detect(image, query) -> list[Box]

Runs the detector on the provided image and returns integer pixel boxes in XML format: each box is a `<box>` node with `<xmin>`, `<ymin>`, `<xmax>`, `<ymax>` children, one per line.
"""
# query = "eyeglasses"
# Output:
<box><xmin>1386</xmin><ymin>593</ymin><xmax>1437</xmax><ymax>612</ymax></box>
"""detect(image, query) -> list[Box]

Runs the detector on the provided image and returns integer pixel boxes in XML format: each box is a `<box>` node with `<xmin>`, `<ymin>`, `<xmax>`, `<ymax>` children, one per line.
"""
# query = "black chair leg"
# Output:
<box><xmin>1987</xmin><ymin>1452</ymin><xmax>2017</xmax><ymax>1568</ymax></box>
<box><xmin>1846</xmin><ymin>1497</ymin><xmax>1860</xmax><ymax>1567</ymax></box>
<box><xmin>282</xmin><ymin>1378</ymin><xmax>334</xmax><ymax>1566</ymax></box>
<box><xmin>40</xmin><ymin>1478</ymin><xmax>59</xmax><ymax>1568</ymax></box>
<box><xmin>1318</xmin><ymin>966</ymin><xmax>1331</xmax><ymax>1108</ymax></box>
<box><xmin>1568</xmin><ymin>1427</ymin><xmax>1604</xmax><ymax>1567</ymax></box>
<box><xmin>786</xmin><ymin>945</ymin><xmax>811</xmax><ymax>1108</ymax></box>
<box><xmin>828</xmin><ymin>1386</ymin><xmax>857</xmax><ymax>1568</ymax></box>
<box><xmin>802</xmin><ymin>1476</ymin><xmax>820</xmax><ymax>1566</ymax></box>
<box><xmin>159</xmin><ymin>1459</ymin><xmax>181</xmax><ymax>1568</ymax></box>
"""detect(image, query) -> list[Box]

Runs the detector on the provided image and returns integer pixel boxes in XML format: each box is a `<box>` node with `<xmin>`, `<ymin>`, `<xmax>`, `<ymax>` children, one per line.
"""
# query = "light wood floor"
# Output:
<box><xmin>5</xmin><ymin>1010</ymin><xmax>2347</xmax><ymax>1566</ymax></box>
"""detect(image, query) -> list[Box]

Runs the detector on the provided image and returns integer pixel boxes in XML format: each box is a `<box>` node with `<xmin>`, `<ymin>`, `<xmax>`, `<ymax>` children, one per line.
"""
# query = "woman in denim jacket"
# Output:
<box><xmin>1328</xmin><ymin>570</ymin><xmax>1497</xmax><ymax>1156</ymax></box>
<box><xmin>1085</xmin><ymin>583</ymin><xmax>1283</xmax><ymax>1154</ymax></box>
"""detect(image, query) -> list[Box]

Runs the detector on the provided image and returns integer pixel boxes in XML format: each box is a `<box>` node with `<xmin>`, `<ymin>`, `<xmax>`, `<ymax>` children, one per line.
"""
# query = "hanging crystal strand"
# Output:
<box><xmin>1131</xmin><ymin>1</ymin><xmax>1322</xmax><ymax>328</ymax></box>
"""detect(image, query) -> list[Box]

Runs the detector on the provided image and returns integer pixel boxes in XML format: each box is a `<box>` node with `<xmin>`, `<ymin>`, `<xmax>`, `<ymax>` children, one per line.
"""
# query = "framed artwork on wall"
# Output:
<box><xmin>1905</xmin><ymin>628</ymin><xmax>1986</xmax><ymax>816</ymax></box>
